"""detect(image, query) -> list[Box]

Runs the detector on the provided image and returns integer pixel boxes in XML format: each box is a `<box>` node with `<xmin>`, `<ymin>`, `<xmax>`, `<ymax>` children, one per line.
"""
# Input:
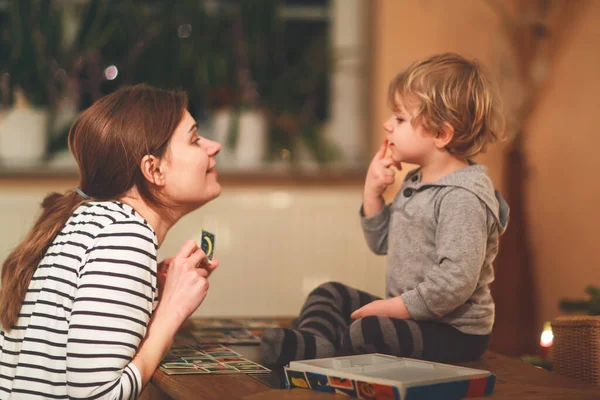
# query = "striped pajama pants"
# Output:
<box><xmin>286</xmin><ymin>281</ymin><xmax>490</xmax><ymax>364</ymax></box>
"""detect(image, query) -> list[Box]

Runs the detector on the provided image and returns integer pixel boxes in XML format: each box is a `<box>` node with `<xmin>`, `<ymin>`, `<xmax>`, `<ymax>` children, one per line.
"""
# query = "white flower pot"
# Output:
<box><xmin>0</xmin><ymin>105</ymin><xmax>49</xmax><ymax>167</ymax></box>
<box><xmin>212</xmin><ymin>109</ymin><xmax>237</xmax><ymax>166</ymax></box>
<box><xmin>212</xmin><ymin>109</ymin><xmax>267</xmax><ymax>170</ymax></box>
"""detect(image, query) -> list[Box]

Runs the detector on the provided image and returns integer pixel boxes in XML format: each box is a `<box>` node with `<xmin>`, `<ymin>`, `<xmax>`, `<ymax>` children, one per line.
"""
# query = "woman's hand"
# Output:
<box><xmin>158</xmin><ymin>240</ymin><xmax>211</xmax><ymax>325</ymax></box>
<box><xmin>131</xmin><ymin>241</ymin><xmax>215</xmax><ymax>389</ymax></box>
<box><xmin>156</xmin><ymin>257</ymin><xmax>172</xmax><ymax>300</ymax></box>
<box><xmin>157</xmin><ymin>255</ymin><xmax>219</xmax><ymax>299</ymax></box>
<box><xmin>203</xmin><ymin>257</ymin><xmax>220</xmax><ymax>277</ymax></box>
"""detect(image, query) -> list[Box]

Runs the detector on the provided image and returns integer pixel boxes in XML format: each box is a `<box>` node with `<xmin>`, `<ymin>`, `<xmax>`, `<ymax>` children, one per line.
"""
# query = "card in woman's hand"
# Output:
<box><xmin>200</xmin><ymin>230</ymin><xmax>215</xmax><ymax>261</ymax></box>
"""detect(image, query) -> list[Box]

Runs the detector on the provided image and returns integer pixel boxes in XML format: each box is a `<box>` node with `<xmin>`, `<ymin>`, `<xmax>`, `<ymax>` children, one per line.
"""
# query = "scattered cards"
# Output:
<box><xmin>187</xmin><ymin>318</ymin><xmax>280</xmax><ymax>345</ymax></box>
<box><xmin>191</xmin><ymin>328</ymin><xmax>265</xmax><ymax>345</ymax></box>
<box><xmin>200</xmin><ymin>230</ymin><xmax>215</xmax><ymax>261</ymax></box>
<box><xmin>190</xmin><ymin>317</ymin><xmax>280</xmax><ymax>330</ymax></box>
<box><xmin>159</xmin><ymin>344</ymin><xmax>270</xmax><ymax>375</ymax></box>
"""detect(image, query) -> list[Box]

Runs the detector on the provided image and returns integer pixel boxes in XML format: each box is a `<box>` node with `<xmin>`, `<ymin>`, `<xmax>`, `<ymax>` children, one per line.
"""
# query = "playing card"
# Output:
<box><xmin>162</xmin><ymin>362</ymin><xmax>194</xmax><ymax>369</ymax></box>
<box><xmin>159</xmin><ymin>344</ymin><xmax>270</xmax><ymax>376</ymax></box>
<box><xmin>200</xmin><ymin>230</ymin><xmax>215</xmax><ymax>261</ymax></box>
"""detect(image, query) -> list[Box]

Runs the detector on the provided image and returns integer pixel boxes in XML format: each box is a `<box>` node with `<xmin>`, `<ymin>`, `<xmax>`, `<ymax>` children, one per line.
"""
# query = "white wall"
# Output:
<box><xmin>0</xmin><ymin>184</ymin><xmax>386</xmax><ymax>317</ymax></box>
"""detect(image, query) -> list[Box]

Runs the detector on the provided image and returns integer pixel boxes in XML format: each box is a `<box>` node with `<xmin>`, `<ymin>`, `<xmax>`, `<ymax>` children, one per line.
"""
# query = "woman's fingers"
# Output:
<box><xmin>175</xmin><ymin>239</ymin><xmax>200</xmax><ymax>259</ymax></box>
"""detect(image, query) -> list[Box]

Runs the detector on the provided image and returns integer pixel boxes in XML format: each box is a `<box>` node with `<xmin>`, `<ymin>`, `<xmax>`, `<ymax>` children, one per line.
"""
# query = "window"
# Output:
<box><xmin>0</xmin><ymin>0</ymin><xmax>369</xmax><ymax>176</ymax></box>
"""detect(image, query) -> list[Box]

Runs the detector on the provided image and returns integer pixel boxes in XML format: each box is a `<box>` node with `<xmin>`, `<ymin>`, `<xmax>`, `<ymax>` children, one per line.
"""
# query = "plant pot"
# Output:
<box><xmin>212</xmin><ymin>108</ymin><xmax>267</xmax><ymax>170</ymax></box>
<box><xmin>0</xmin><ymin>104</ymin><xmax>49</xmax><ymax>168</ymax></box>
<box><xmin>212</xmin><ymin>109</ymin><xmax>237</xmax><ymax>167</ymax></box>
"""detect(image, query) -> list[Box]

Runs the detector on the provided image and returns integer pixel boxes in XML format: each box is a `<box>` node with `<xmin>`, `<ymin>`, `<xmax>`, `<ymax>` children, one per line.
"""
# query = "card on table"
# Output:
<box><xmin>243</xmin><ymin>318</ymin><xmax>281</xmax><ymax>329</ymax></box>
<box><xmin>190</xmin><ymin>317</ymin><xmax>280</xmax><ymax>330</ymax></box>
<box><xmin>159</xmin><ymin>344</ymin><xmax>271</xmax><ymax>375</ymax></box>
<box><xmin>200</xmin><ymin>230</ymin><xmax>215</xmax><ymax>261</ymax></box>
<box><xmin>192</xmin><ymin>318</ymin><xmax>243</xmax><ymax>329</ymax></box>
<box><xmin>191</xmin><ymin>328</ymin><xmax>263</xmax><ymax>345</ymax></box>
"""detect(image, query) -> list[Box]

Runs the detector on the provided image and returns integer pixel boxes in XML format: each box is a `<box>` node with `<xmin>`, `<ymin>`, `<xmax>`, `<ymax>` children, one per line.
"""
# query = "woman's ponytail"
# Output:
<box><xmin>0</xmin><ymin>191</ymin><xmax>85</xmax><ymax>330</ymax></box>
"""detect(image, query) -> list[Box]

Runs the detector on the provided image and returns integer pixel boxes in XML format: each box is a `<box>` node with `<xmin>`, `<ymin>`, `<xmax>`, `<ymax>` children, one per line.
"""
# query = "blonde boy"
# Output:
<box><xmin>262</xmin><ymin>53</ymin><xmax>509</xmax><ymax>365</ymax></box>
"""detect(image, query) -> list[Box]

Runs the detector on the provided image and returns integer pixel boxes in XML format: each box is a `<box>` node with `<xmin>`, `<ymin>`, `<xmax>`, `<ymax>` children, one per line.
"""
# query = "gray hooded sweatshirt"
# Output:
<box><xmin>360</xmin><ymin>164</ymin><xmax>509</xmax><ymax>335</ymax></box>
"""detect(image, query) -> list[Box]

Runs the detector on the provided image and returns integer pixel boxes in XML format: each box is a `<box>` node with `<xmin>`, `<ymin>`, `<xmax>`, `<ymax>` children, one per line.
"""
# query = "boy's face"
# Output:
<box><xmin>383</xmin><ymin>94</ymin><xmax>436</xmax><ymax>167</ymax></box>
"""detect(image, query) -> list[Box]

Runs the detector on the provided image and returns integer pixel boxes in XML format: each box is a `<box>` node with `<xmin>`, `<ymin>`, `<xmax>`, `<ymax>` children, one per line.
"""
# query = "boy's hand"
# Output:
<box><xmin>351</xmin><ymin>297</ymin><xmax>411</xmax><ymax>320</ymax></box>
<box><xmin>364</xmin><ymin>138</ymin><xmax>397</xmax><ymax>199</ymax></box>
<box><xmin>362</xmin><ymin>139</ymin><xmax>398</xmax><ymax>217</ymax></box>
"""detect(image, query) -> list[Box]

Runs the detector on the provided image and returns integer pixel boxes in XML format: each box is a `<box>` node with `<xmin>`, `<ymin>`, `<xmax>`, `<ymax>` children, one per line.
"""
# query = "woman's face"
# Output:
<box><xmin>160</xmin><ymin>111</ymin><xmax>222</xmax><ymax>209</ymax></box>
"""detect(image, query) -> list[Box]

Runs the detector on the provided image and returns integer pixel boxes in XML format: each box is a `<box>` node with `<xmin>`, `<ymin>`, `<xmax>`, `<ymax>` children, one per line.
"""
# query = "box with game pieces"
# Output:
<box><xmin>284</xmin><ymin>353</ymin><xmax>495</xmax><ymax>399</ymax></box>
<box><xmin>159</xmin><ymin>344</ymin><xmax>270</xmax><ymax>375</ymax></box>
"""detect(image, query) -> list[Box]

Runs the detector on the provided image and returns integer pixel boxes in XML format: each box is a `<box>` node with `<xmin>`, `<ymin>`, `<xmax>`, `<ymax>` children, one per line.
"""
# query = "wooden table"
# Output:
<box><xmin>145</xmin><ymin>319</ymin><xmax>600</xmax><ymax>400</ymax></box>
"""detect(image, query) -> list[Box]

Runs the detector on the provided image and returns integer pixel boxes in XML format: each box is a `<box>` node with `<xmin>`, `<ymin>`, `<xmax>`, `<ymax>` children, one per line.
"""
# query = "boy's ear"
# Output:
<box><xmin>434</xmin><ymin>123</ymin><xmax>454</xmax><ymax>149</ymax></box>
<box><xmin>140</xmin><ymin>155</ymin><xmax>166</xmax><ymax>187</ymax></box>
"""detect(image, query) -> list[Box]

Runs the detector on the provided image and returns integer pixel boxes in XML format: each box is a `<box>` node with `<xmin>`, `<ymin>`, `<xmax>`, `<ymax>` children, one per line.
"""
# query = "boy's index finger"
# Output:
<box><xmin>380</xmin><ymin>157</ymin><xmax>395</xmax><ymax>168</ymax></box>
<box><xmin>379</xmin><ymin>138</ymin><xmax>389</xmax><ymax>159</ymax></box>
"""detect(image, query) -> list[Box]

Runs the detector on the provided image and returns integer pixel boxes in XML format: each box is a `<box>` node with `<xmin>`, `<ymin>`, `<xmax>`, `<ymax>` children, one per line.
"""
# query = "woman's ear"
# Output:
<box><xmin>140</xmin><ymin>155</ymin><xmax>166</xmax><ymax>187</ymax></box>
<box><xmin>434</xmin><ymin>123</ymin><xmax>454</xmax><ymax>149</ymax></box>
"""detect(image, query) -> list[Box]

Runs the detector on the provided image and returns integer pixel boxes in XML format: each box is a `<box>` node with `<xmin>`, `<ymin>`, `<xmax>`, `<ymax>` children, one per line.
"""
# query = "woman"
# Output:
<box><xmin>0</xmin><ymin>84</ymin><xmax>221</xmax><ymax>399</ymax></box>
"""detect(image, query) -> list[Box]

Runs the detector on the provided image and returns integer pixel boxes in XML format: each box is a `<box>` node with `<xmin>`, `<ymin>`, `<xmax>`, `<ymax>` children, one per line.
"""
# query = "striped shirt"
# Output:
<box><xmin>0</xmin><ymin>201</ymin><xmax>158</xmax><ymax>400</ymax></box>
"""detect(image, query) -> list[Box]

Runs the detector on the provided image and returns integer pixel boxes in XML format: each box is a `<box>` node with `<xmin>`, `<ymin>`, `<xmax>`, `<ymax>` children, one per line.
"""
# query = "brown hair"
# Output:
<box><xmin>387</xmin><ymin>52</ymin><xmax>504</xmax><ymax>157</ymax></box>
<box><xmin>0</xmin><ymin>84</ymin><xmax>187</xmax><ymax>330</ymax></box>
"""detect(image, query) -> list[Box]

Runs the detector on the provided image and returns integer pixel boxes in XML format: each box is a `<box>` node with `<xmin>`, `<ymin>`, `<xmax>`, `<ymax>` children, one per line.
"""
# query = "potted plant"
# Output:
<box><xmin>213</xmin><ymin>0</ymin><xmax>338</xmax><ymax>170</ymax></box>
<box><xmin>559</xmin><ymin>286</ymin><xmax>600</xmax><ymax>316</ymax></box>
<box><xmin>0</xmin><ymin>0</ymin><xmax>59</xmax><ymax>167</ymax></box>
<box><xmin>0</xmin><ymin>0</ymin><xmax>129</xmax><ymax>166</ymax></box>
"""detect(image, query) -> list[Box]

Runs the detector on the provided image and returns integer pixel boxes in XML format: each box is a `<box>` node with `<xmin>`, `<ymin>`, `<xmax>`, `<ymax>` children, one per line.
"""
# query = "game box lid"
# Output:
<box><xmin>284</xmin><ymin>354</ymin><xmax>494</xmax><ymax>399</ymax></box>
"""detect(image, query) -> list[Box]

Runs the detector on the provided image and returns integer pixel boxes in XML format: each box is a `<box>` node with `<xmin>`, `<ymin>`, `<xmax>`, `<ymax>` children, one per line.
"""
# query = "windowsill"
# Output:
<box><xmin>0</xmin><ymin>164</ymin><xmax>366</xmax><ymax>187</ymax></box>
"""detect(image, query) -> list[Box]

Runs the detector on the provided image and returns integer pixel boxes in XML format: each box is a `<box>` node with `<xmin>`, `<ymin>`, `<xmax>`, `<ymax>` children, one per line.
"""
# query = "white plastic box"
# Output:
<box><xmin>284</xmin><ymin>354</ymin><xmax>495</xmax><ymax>399</ymax></box>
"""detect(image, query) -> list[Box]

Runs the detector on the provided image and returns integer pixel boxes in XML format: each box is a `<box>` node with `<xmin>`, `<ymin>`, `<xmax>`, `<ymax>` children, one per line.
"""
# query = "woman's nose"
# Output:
<box><xmin>206</xmin><ymin>139</ymin><xmax>222</xmax><ymax>156</ymax></box>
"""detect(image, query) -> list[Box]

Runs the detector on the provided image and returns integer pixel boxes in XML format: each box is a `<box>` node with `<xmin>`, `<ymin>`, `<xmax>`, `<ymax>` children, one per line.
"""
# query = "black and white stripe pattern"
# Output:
<box><xmin>0</xmin><ymin>201</ymin><xmax>158</xmax><ymax>400</ymax></box>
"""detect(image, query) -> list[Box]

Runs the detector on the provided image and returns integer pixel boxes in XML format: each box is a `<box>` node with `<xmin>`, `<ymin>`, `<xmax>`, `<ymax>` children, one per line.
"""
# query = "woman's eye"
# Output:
<box><xmin>193</xmin><ymin>137</ymin><xmax>202</xmax><ymax>145</ymax></box>
<box><xmin>395</xmin><ymin>117</ymin><xmax>404</xmax><ymax>123</ymax></box>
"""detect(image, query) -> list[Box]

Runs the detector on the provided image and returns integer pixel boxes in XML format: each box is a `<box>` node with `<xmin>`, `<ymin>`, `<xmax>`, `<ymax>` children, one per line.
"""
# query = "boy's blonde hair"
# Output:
<box><xmin>388</xmin><ymin>53</ymin><xmax>504</xmax><ymax>157</ymax></box>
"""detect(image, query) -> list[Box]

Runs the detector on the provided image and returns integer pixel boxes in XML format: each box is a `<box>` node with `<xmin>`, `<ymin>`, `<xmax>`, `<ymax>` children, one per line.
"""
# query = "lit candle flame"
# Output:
<box><xmin>540</xmin><ymin>321</ymin><xmax>553</xmax><ymax>348</ymax></box>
